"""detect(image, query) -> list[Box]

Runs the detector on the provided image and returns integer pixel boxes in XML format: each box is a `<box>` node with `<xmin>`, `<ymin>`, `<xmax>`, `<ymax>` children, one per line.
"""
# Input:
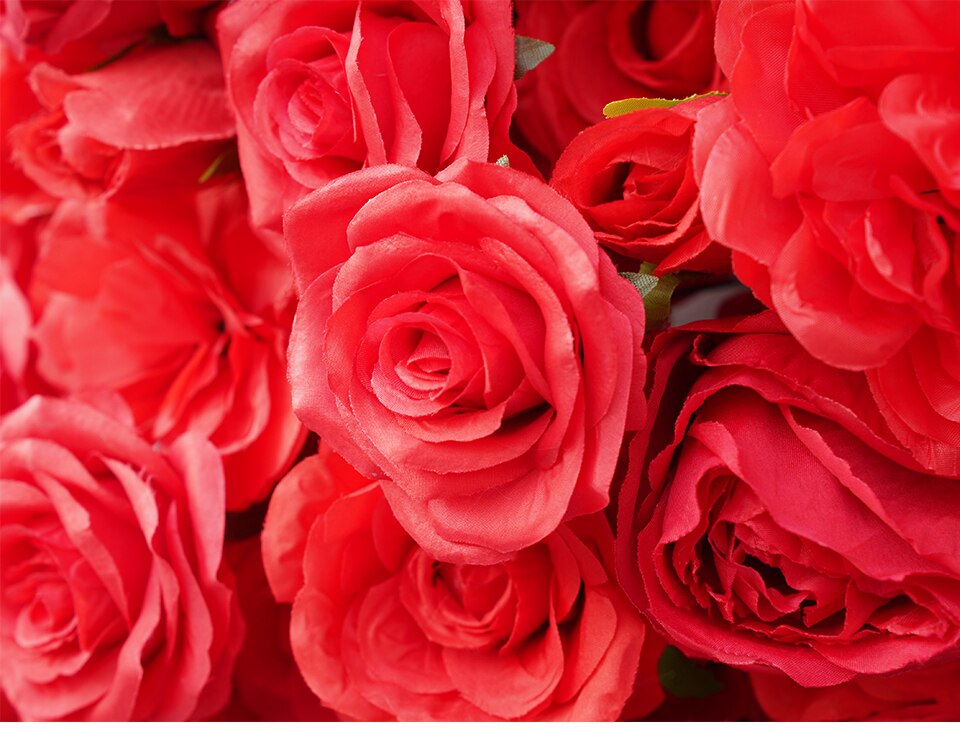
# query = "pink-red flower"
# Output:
<box><xmin>513</xmin><ymin>0</ymin><xmax>723</xmax><ymax>173</ymax></box>
<box><xmin>222</xmin><ymin>537</ymin><xmax>337</xmax><ymax>722</ymax></box>
<box><xmin>261</xmin><ymin>445</ymin><xmax>663</xmax><ymax>721</ymax></box>
<box><xmin>0</xmin><ymin>395</ymin><xmax>243</xmax><ymax>720</ymax></box>
<box><xmin>217</xmin><ymin>0</ymin><xmax>524</xmax><ymax>238</ymax></box>
<box><xmin>694</xmin><ymin>0</ymin><xmax>960</xmax><ymax>473</ymax></box>
<box><xmin>30</xmin><ymin>183</ymin><xmax>304</xmax><ymax>510</ymax></box>
<box><xmin>616</xmin><ymin>312</ymin><xmax>960</xmax><ymax>688</ymax></box>
<box><xmin>285</xmin><ymin>160</ymin><xmax>647</xmax><ymax>562</ymax></box>
<box><xmin>551</xmin><ymin>95</ymin><xmax>728</xmax><ymax>273</ymax></box>
<box><xmin>751</xmin><ymin>662</ymin><xmax>960</xmax><ymax>721</ymax></box>
<box><xmin>10</xmin><ymin>42</ymin><xmax>235</xmax><ymax>200</ymax></box>
<box><xmin>0</xmin><ymin>0</ymin><xmax>218</xmax><ymax>64</ymax></box>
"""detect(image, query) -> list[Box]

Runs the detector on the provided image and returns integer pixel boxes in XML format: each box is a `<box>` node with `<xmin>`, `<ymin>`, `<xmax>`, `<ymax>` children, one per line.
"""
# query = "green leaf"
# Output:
<box><xmin>514</xmin><ymin>35</ymin><xmax>555</xmax><ymax>81</ymax></box>
<box><xmin>620</xmin><ymin>262</ymin><xmax>680</xmax><ymax>329</ymax></box>
<box><xmin>657</xmin><ymin>646</ymin><xmax>724</xmax><ymax>699</ymax></box>
<box><xmin>603</xmin><ymin>91</ymin><xmax>728</xmax><ymax>118</ymax></box>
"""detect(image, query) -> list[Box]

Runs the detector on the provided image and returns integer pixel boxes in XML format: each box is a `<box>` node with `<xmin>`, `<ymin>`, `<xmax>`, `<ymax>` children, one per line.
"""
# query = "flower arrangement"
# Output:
<box><xmin>1</xmin><ymin>0</ymin><xmax>958</xmax><ymax>722</ymax></box>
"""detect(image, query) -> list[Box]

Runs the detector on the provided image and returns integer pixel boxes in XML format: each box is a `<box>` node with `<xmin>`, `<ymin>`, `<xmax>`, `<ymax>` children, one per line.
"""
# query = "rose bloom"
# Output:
<box><xmin>0</xmin><ymin>395</ymin><xmax>243</xmax><ymax>720</ymax></box>
<box><xmin>616</xmin><ymin>311</ymin><xmax>960</xmax><ymax>688</ymax></box>
<box><xmin>751</xmin><ymin>662</ymin><xmax>960</xmax><ymax>721</ymax></box>
<box><xmin>30</xmin><ymin>182</ymin><xmax>304</xmax><ymax>510</ymax></box>
<box><xmin>10</xmin><ymin>41</ymin><xmax>235</xmax><ymax>200</ymax></box>
<box><xmin>217</xmin><ymin>0</ymin><xmax>524</xmax><ymax>239</ymax></box>
<box><xmin>221</xmin><ymin>537</ymin><xmax>337</xmax><ymax>722</ymax></box>
<box><xmin>551</xmin><ymin>94</ymin><xmax>728</xmax><ymax>274</ymax></box>
<box><xmin>694</xmin><ymin>0</ymin><xmax>960</xmax><ymax>474</ymax></box>
<box><xmin>0</xmin><ymin>0</ymin><xmax>218</xmax><ymax>64</ymax></box>
<box><xmin>286</xmin><ymin>160</ymin><xmax>647</xmax><ymax>563</ymax></box>
<box><xmin>1</xmin><ymin>46</ymin><xmax>55</xmax><ymax>415</ymax></box>
<box><xmin>260</xmin><ymin>445</ymin><xmax>663</xmax><ymax>721</ymax></box>
<box><xmin>0</xmin><ymin>254</ymin><xmax>31</xmax><ymax>413</ymax></box>
<box><xmin>513</xmin><ymin>0</ymin><xmax>723</xmax><ymax>174</ymax></box>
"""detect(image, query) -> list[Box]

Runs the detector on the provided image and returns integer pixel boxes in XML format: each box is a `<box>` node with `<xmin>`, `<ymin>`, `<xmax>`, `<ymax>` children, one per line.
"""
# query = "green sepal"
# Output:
<box><xmin>620</xmin><ymin>262</ymin><xmax>680</xmax><ymax>329</ymax></box>
<box><xmin>603</xmin><ymin>91</ymin><xmax>727</xmax><ymax>118</ymax></box>
<box><xmin>657</xmin><ymin>646</ymin><xmax>725</xmax><ymax>699</ymax></box>
<box><xmin>514</xmin><ymin>35</ymin><xmax>555</xmax><ymax>81</ymax></box>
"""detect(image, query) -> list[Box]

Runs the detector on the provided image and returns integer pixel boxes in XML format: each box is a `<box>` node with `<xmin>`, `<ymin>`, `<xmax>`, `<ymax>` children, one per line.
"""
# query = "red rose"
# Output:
<box><xmin>31</xmin><ymin>183</ymin><xmax>305</xmax><ymax>510</ymax></box>
<box><xmin>616</xmin><ymin>311</ymin><xmax>960</xmax><ymax>688</ymax></box>
<box><xmin>261</xmin><ymin>447</ymin><xmax>663</xmax><ymax>721</ymax></box>
<box><xmin>0</xmin><ymin>693</ymin><xmax>17</xmax><ymax>721</ymax></box>
<box><xmin>222</xmin><ymin>537</ymin><xmax>337</xmax><ymax>722</ymax></box>
<box><xmin>513</xmin><ymin>0</ymin><xmax>723</xmax><ymax>174</ymax></box>
<box><xmin>217</xmin><ymin>0</ymin><xmax>524</xmax><ymax>239</ymax></box>
<box><xmin>551</xmin><ymin>95</ymin><xmax>728</xmax><ymax>273</ymax></box>
<box><xmin>1</xmin><ymin>46</ymin><xmax>55</xmax><ymax>415</ymax></box>
<box><xmin>285</xmin><ymin>160</ymin><xmax>646</xmax><ymax>563</ymax></box>
<box><xmin>0</xmin><ymin>395</ymin><xmax>243</xmax><ymax>720</ymax></box>
<box><xmin>0</xmin><ymin>0</ymin><xmax>218</xmax><ymax>64</ymax></box>
<box><xmin>751</xmin><ymin>662</ymin><xmax>960</xmax><ymax>721</ymax></box>
<box><xmin>694</xmin><ymin>0</ymin><xmax>960</xmax><ymax>472</ymax></box>
<box><xmin>0</xmin><ymin>253</ymin><xmax>31</xmax><ymax>413</ymax></box>
<box><xmin>10</xmin><ymin>42</ymin><xmax>235</xmax><ymax>200</ymax></box>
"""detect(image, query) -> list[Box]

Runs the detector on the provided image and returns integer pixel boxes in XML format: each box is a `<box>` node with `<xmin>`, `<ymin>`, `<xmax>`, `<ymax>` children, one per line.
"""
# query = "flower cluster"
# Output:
<box><xmin>1</xmin><ymin>0</ymin><xmax>957</xmax><ymax>722</ymax></box>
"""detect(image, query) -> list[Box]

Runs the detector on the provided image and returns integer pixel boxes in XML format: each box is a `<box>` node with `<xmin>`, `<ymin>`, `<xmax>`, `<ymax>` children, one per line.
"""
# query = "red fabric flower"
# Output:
<box><xmin>1</xmin><ymin>46</ymin><xmax>55</xmax><ymax>415</ymax></box>
<box><xmin>513</xmin><ymin>0</ymin><xmax>723</xmax><ymax>174</ymax></box>
<box><xmin>694</xmin><ymin>0</ymin><xmax>960</xmax><ymax>473</ymax></box>
<box><xmin>261</xmin><ymin>445</ymin><xmax>663</xmax><ymax>721</ymax></box>
<box><xmin>0</xmin><ymin>395</ymin><xmax>243</xmax><ymax>720</ymax></box>
<box><xmin>0</xmin><ymin>252</ymin><xmax>31</xmax><ymax>413</ymax></box>
<box><xmin>30</xmin><ymin>183</ymin><xmax>305</xmax><ymax>510</ymax></box>
<box><xmin>0</xmin><ymin>0</ymin><xmax>218</xmax><ymax>64</ymax></box>
<box><xmin>217</xmin><ymin>0</ymin><xmax>524</xmax><ymax>239</ymax></box>
<box><xmin>616</xmin><ymin>311</ymin><xmax>960</xmax><ymax>688</ymax></box>
<box><xmin>10</xmin><ymin>42</ymin><xmax>235</xmax><ymax>200</ymax></box>
<box><xmin>285</xmin><ymin>160</ymin><xmax>647</xmax><ymax>563</ymax></box>
<box><xmin>551</xmin><ymin>94</ymin><xmax>728</xmax><ymax>273</ymax></box>
<box><xmin>751</xmin><ymin>662</ymin><xmax>960</xmax><ymax>721</ymax></box>
<box><xmin>222</xmin><ymin>537</ymin><xmax>337</xmax><ymax>722</ymax></box>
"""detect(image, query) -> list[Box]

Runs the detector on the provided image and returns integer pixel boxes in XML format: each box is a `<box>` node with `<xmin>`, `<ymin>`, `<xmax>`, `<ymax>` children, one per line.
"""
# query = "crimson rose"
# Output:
<box><xmin>222</xmin><ymin>537</ymin><xmax>337</xmax><ymax>722</ymax></box>
<box><xmin>751</xmin><ymin>663</ymin><xmax>960</xmax><ymax>721</ymax></box>
<box><xmin>616</xmin><ymin>312</ymin><xmax>960</xmax><ymax>688</ymax></box>
<box><xmin>513</xmin><ymin>0</ymin><xmax>723</xmax><ymax>173</ymax></box>
<box><xmin>551</xmin><ymin>94</ymin><xmax>728</xmax><ymax>273</ymax></box>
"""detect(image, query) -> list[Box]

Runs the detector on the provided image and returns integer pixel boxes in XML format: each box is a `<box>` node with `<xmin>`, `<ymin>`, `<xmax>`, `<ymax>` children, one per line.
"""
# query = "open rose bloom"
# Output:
<box><xmin>1</xmin><ymin>0</ymin><xmax>959</xmax><ymax>723</ymax></box>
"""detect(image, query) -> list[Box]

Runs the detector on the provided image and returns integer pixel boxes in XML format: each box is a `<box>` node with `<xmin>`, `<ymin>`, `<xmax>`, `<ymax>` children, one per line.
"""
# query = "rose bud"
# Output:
<box><xmin>552</xmin><ymin>94</ymin><xmax>728</xmax><ymax>274</ymax></box>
